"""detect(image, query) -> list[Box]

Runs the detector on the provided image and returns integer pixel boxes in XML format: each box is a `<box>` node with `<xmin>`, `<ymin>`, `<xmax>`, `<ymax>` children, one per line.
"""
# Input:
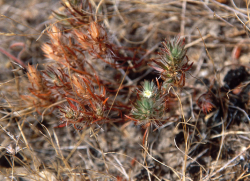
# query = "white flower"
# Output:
<box><xmin>143</xmin><ymin>90</ymin><xmax>152</xmax><ymax>98</ymax></box>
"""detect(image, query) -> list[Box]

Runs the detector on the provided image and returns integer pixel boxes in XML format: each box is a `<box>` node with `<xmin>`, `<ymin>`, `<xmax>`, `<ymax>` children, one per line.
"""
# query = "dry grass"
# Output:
<box><xmin>0</xmin><ymin>0</ymin><xmax>250</xmax><ymax>180</ymax></box>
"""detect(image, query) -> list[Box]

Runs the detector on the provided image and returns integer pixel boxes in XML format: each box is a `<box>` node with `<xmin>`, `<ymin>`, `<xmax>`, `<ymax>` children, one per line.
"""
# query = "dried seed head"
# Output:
<box><xmin>197</xmin><ymin>92</ymin><xmax>216</xmax><ymax>114</ymax></box>
<box><xmin>50</xmin><ymin>25</ymin><xmax>62</xmax><ymax>46</ymax></box>
<box><xmin>27</xmin><ymin>64</ymin><xmax>43</xmax><ymax>91</ymax></box>
<box><xmin>89</xmin><ymin>22</ymin><xmax>100</xmax><ymax>40</ymax></box>
<box><xmin>42</xmin><ymin>43</ymin><xmax>54</xmax><ymax>59</ymax></box>
<box><xmin>72</xmin><ymin>75</ymin><xmax>87</xmax><ymax>96</ymax></box>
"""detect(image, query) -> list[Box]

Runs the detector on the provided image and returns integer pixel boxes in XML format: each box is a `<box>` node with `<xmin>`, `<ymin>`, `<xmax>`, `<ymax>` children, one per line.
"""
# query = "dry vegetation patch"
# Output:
<box><xmin>0</xmin><ymin>0</ymin><xmax>250</xmax><ymax>180</ymax></box>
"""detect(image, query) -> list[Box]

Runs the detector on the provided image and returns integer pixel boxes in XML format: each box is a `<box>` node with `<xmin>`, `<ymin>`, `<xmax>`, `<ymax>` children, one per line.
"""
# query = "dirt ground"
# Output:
<box><xmin>0</xmin><ymin>0</ymin><xmax>250</xmax><ymax>180</ymax></box>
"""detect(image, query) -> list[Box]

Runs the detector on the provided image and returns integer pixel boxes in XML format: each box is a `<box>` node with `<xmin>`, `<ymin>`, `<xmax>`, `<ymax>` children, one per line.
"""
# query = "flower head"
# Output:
<box><xmin>140</xmin><ymin>80</ymin><xmax>157</xmax><ymax>99</ymax></box>
<box><xmin>150</xmin><ymin>36</ymin><xmax>193</xmax><ymax>87</ymax></box>
<box><xmin>127</xmin><ymin>80</ymin><xmax>165</xmax><ymax>128</ymax></box>
<box><xmin>161</xmin><ymin>36</ymin><xmax>187</xmax><ymax>64</ymax></box>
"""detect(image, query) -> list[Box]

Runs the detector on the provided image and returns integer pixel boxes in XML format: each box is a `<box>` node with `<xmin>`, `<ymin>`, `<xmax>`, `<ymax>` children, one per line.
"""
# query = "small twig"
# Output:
<box><xmin>0</xmin><ymin>47</ymin><xmax>27</xmax><ymax>69</ymax></box>
<box><xmin>210</xmin><ymin>0</ymin><xmax>248</xmax><ymax>18</ymax></box>
<box><xmin>95</xmin><ymin>0</ymin><xmax>105</xmax><ymax>22</ymax></box>
<box><xmin>41</xmin><ymin>99</ymin><xmax>67</xmax><ymax>122</ymax></box>
<box><xmin>174</xmin><ymin>138</ymin><xmax>207</xmax><ymax>173</ymax></box>
<box><xmin>209</xmin><ymin>117</ymin><xmax>225</xmax><ymax>177</ymax></box>
<box><xmin>203</xmin><ymin>144</ymin><xmax>250</xmax><ymax>180</ymax></box>
<box><xmin>106</xmin><ymin>68</ymin><xmax>128</xmax><ymax>118</ymax></box>
<box><xmin>234</xmin><ymin>12</ymin><xmax>250</xmax><ymax>33</ymax></box>
<box><xmin>141</xmin><ymin>145</ymin><xmax>181</xmax><ymax>180</ymax></box>
<box><xmin>185</xmin><ymin>34</ymin><xmax>211</xmax><ymax>49</ymax></box>
<box><xmin>228</xmin><ymin>105</ymin><xmax>250</xmax><ymax>122</ymax></box>
<box><xmin>135</xmin><ymin>41</ymin><xmax>161</xmax><ymax>65</ymax></box>
<box><xmin>202</xmin><ymin>1</ymin><xmax>234</xmax><ymax>27</ymax></box>
<box><xmin>181</xmin><ymin>0</ymin><xmax>187</xmax><ymax>36</ymax></box>
<box><xmin>230</xmin><ymin>0</ymin><xmax>248</xmax><ymax>14</ymax></box>
<box><xmin>211</xmin><ymin>131</ymin><xmax>250</xmax><ymax>139</ymax></box>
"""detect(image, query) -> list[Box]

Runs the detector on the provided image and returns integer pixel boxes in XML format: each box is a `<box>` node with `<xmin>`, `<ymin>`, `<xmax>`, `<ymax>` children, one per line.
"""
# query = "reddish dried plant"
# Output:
<box><xmin>74</xmin><ymin>22</ymin><xmax>116</xmax><ymax>63</ymax></box>
<box><xmin>23</xmin><ymin>1</ymin><xmax>136</xmax><ymax>129</ymax></box>
<box><xmin>55</xmin><ymin>75</ymin><xmax>119</xmax><ymax>129</ymax></box>
<box><xmin>51</xmin><ymin>0</ymin><xmax>147</xmax><ymax>69</ymax></box>
<box><xmin>21</xmin><ymin>65</ymin><xmax>57</xmax><ymax>113</ymax></box>
<box><xmin>197</xmin><ymin>92</ymin><xmax>216</xmax><ymax>114</ymax></box>
<box><xmin>42</xmin><ymin>25</ymin><xmax>83</xmax><ymax>69</ymax></box>
<box><xmin>24</xmin><ymin>61</ymin><xmax>121</xmax><ymax>128</ymax></box>
<box><xmin>53</xmin><ymin>0</ymin><xmax>94</xmax><ymax>27</ymax></box>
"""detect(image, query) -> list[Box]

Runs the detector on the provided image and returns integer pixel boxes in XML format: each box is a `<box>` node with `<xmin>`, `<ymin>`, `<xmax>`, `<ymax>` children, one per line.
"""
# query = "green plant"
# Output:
<box><xmin>130</xmin><ymin>80</ymin><xmax>165</xmax><ymax>127</ymax></box>
<box><xmin>125</xmin><ymin>80</ymin><xmax>169</xmax><ymax>144</ymax></box>
<box><xmin>151</xmin><ymin>36</ymin><xmax>193</xmax><ymax>87</ymax></box>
